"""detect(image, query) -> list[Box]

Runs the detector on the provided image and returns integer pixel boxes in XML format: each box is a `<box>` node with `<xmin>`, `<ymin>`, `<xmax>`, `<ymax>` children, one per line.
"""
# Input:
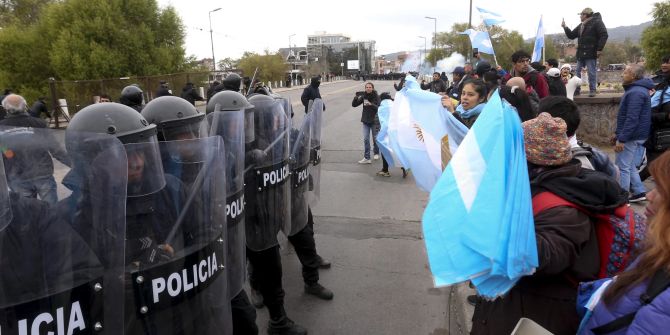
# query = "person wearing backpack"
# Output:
<box><xmin>540</xmin><ymin>96</ymin><xmax>620</xmax><ymax>182</ymax></box>
<box><xmin>578</xmin><ymin>151</ymin><xmax>670</xmax><ymax>334</ymax></box>
<box><xmin>471</xmin><ymin>113</ymin><xmax>629</xmax><ymax>335</ymax></box>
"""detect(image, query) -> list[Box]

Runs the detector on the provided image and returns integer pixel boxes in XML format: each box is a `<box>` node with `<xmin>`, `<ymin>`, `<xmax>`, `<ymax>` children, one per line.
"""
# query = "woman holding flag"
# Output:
<box><xmin>440</xmin><ymin>78</ymin><xmax>488</xmax><ymax>128</ymax></box>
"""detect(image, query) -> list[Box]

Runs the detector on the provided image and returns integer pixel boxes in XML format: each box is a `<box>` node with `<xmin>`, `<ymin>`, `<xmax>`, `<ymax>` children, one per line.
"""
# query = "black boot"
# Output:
<box><xmin>305</xmin><ymin>283</ymin><xmax>334</xmax><ymax>300</ymax></box>
<box><xmin>267</xmin><ymin>316</ymin><xmax>307</xmax><ymax>335</ymax></box>
<box><xmin>316</xmin><ymin>255</ymin><xmax>331</xmax><ymax>269</ymax></box>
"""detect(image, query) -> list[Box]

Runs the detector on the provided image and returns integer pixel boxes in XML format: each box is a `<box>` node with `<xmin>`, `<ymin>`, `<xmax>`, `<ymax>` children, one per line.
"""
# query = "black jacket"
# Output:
<box><xmin>547</xmin><ymin>76</ymin><xmax>567</xmax><ymax>97</ymax></box>
<box><xmin>155</xmin><ymin>86</ymin><xmax>172</xmax><ymax>97</ymax></box>
<box><xmin>563</xmin><ymin>13</ymin><xmax>608</xmax><ymax>60</ymax></box>
<box><xmin>181</xmin><ymin>85</ymin><xmax>204</xmax><ymax>106</ymax></box>
<box><xmin>29</xmin><ymin>100</ymin><xmax>49</xmax><ymax>118</ymax></box>
<box><xmin>472</xmin><ymin>160</ymin><xmax>627</xmax><ymax>335</ymax></box>
<box><xmin>352</xmin><ymin>91</ymin><xmax>380</xmax><ymax>124</ymax></box>
<box><xmin>421</xmin><ymin>79</ymin><xmax>448</xmax><ymax>94</ymax></box>
<box><xmin>301</xmin><ymin>80</ymin><xmax>322</xmax><ymax>113</ymax></box>
<box><xmin>0</xmin><ymin>115</ymin><xmax>71</xmax><ymax>178</ymax></box>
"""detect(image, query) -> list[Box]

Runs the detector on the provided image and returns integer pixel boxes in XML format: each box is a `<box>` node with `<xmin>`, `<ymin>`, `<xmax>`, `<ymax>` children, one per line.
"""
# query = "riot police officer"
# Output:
<box><xmin>208</xmin><ymin>91</ymin><xmax>307</xmax><ymax>335</ymax></box>
<box><xmin>144</xmin><ymin>95</ymin><xmax>258</xmax><ymax>335</ymax></box>
<box><xmin>66</xmin><ymin>102</ymin><xmax>230</xmax><ymax>335</ymax></box>
<box><xmin>120</xmin><ymin>85</ymin><xmax>145</xmax><ymax>113</ymax></box>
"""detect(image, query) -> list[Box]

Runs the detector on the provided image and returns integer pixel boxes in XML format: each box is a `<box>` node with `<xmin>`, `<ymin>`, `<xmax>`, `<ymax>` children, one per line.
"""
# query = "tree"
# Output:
<box><xmin>0</xmin><ymin>0</ymin><xmax>189</xmax><ymax>102</ymax></box>
<box><xmin>600</xmin><ymin>42</ymin><xmax>628</xmax><ymax>66</ymax></box>
<box><xmin>0</xmin><ymin>0</ymin><xmax>54</xmax><ymax>26</ymax></box>
<box><xmin>435</xmin><ymin>23</ymin><xmax>471</xmax><ymax>57</ymax></box>
<box><xmin>217</xmin><ymin>57</ymin><xmax>237</xmax><ymax>71</ymax></box>
<box><xmin>237</xmin><ymin>51</ymin><xmax>288</xmax><ymax>83</ymax></box>
<box><xmin>641</xmin><ymin>1</ymin><xmax>670</xmax><ymax>70</ymax></box>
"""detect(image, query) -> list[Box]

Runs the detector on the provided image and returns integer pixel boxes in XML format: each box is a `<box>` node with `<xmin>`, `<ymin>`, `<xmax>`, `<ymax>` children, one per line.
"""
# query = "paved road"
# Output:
<box><xmin>253</xmin><ymin>80</ymin><xmax>450</xmax><ymax>335</ymax></box>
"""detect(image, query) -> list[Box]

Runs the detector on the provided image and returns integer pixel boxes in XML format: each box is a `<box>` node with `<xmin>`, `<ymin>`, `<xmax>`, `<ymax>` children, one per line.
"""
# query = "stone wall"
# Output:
<box><xmin>573</xmin><ymin>94</ymin><xmax>622</xmax><ymax>146</ymax></box>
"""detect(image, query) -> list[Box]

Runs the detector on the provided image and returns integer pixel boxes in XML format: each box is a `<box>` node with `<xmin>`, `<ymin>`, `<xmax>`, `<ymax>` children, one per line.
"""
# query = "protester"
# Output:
<box><xmin>394</xmin><ymin>75</ymin><xmax>406</xmax><ymax>91</ymax></box>
<box><xmin>352</xmin><ymin>82</ymin><xmax>381</xmax><ymax>163</ymax></box>
<box><xmin>506</xmin><ymin>76</ymin><xmax>539</xmax><ymax>114</ymax></box>
<box><xmin>441</xmin><ymin>78</ymin><xmax>487</xmax><ymax>128</ymax></box>
<box><xmin>301</xmin><ymin>76</ymin><xmax>323</xmax><ymax>113</ymax></box>
<box><xmin>180</xmin><ymin>82</ymin><xmax>204</xmax><ymax>106</ymax></box>
<box><xmin>578</xmin><ymin>151</ymin><xmax>670</xmax><ymax>334</ymax></box>
<box><xmin>375</xmin><ymin>92</ymin><xmax>406</xmax><ymax>178</ymax></box>
<box><xmin>471</xmin><ymin>112</ymin><xmax>628</xmax><ymax>335</ymax></box>
<box><xmin>0</xmin><ymin>94</ymin><xmax>70</xmax><ymax>204</ymax></box>
<box><xmin>640</xmin><ymin>55</ymin><xmax>670</xmax><ymax>181</ymax></box>
<box><xmin>560</xmin><ymin>64</ymin><xmax>573</xmax><ymax>84</ymax></box>
<box><xmin>98</xmin><ymin>94</ymin><xmax>111</xmax><ymax>103</ymax></box>
<box><xmin>28</xmin><ymin>97</ymin><xmax>50</xmax><ymax>119</ymax></box>
<box><xmin>447</xmin><ymin>66</ymin><xmax>469</xmax><ymax>101</ymax></box>
<box><xmin>547</xmin><ymin>68</ymin><xmax>568</xmax><ymax>97</ymax></box>
<box><xmin>562</xmin><ymin>7</ymin><xmax>608</xmax><ymax>97</ymax></box>
<box><xmin>420</xmin><ymin>72</ymin><xmax>448</xmax><ymax>94</ymax></box>
<box><xmin>614</xmin><ymin>64</ymin><xmax>653</xmax><ymax>203</ymax></box>
<box><xmin>545</xmin><ymin>58</ymin><xmax>559</xmax><ymax>72</ymax></box>
<box><xmin>502</xmin><ymin>50</ymin><xmax>550</xmax><ymax>99</ymax></box>
<box><xmin>155</xmin><ymin>80</ymin><xmax>172</xmax><ymax>97</ymax></box>
<box><xmin>498</xmin><ymin>85</ymin><xmax>536</xmax><ymax>122</ymax></box>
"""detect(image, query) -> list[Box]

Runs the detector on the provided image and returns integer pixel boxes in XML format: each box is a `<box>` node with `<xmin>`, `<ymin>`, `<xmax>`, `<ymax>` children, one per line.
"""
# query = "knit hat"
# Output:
<box><xmin>560</xmin><ymin>63</ymin><xmax>572</xmax><ymax>71</ymax></box>
<box><xmin>522</xmin><ymin>112</ymin><xmax>572</xmax><ymax>166</ymax></box>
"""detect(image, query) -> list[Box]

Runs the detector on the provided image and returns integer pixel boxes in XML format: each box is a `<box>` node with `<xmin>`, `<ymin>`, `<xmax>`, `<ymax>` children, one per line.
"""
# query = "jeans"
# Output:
<box><xmin>615</xmin><ymin>140</ymin><xmax>647</xmax><ymax>195</ymax></box>
<box><xmin>9</xmin><ymin>175</ymin><xmax>58</xmax><ymax>204</ymax></box>
<box><xmin>576</xmin><ymin>58</ymin><xmax>597</xmax><ymax>93</ymax></box>
<box><xmin>362</xmin><ymin>122</ymin><xmax>379</xmax><ymax>159</ymax></box>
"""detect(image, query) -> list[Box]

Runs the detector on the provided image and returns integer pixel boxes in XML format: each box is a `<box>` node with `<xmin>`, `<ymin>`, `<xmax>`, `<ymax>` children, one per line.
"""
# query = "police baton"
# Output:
<box><xmin>246</xmin><ymin>67</ymin><xmax>260</xmax><ymax>96</ymax></box>
<box><xmin>242</xmin><ymin>128</ymin><xmax>289</xmax><ymax>174</ymax></box>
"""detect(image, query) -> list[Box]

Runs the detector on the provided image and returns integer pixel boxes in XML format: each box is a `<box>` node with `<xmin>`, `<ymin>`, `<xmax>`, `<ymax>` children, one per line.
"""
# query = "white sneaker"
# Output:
<box><xmin>358</xmin><ymin>158</ymin><xmax>372</xmax><ymax>164</ymax></box>
<box><xmin>373</xmin><ymin>154</ymin><xmax>380</xmax><ymax>160</ymax></box>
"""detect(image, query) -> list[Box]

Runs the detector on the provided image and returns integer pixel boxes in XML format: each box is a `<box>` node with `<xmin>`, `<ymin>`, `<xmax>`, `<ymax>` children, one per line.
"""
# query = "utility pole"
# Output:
<box><xmin>208</xmin><ymin>8</ymin><xmax>222</xmax><ymax>71</ymax></box>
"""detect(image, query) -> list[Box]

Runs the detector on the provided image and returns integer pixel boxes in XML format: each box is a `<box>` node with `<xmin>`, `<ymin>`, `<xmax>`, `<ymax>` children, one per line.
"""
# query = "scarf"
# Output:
<box><xmin>579</xmin><ymin>17</ymin><xmax>592</xmax><ymax>36</ymax></box>
<box><xmin>456</xmin><ymin>102</ymin><xmax>486</xmax><ymax>119</ymax></box>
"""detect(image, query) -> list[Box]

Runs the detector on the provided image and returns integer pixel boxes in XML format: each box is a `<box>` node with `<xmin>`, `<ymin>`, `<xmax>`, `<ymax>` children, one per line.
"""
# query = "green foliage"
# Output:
<box><xmin>0</xmin><ymin>0</ymin><xmax>188</xmax><ymax>102</ymax></box>
<box><xmin>0</xmin><ymin>0</ymin><xmax>54</xmax><ymax>26</ymax></box>
<box><xmin>641</xmin><ymin>1</ymin><xmax>670</xmax><ymax>70</ymax></box>
<box><xmin>435</xmin><ymin>23</ymin><xmax>471</xmax><ymax>57</ymax></box>
<box><xmin>237</xmin><ymin>51</ymin><xmax>288</xmax><ymax>83</ymax></box>
<box><xmin>488</xmin><ymin>25</ymin><xmax>525</xmax><ymax>70</ymax></box>
<box><xmin>600</xmin><ymin>42</ymin><xmax>628</xmax><ymax>65</ymax></box>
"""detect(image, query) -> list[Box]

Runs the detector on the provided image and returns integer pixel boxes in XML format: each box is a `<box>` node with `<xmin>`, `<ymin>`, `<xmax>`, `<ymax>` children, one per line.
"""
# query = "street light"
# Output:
<box><xmin>418</xmin><ymin>36</ymin><xmax>426</xmax><ymax>71</ymax></box>
<box><xmin>208</xmin><ymin>7</ymin><xmax>222</xmax><ymax>71</ymax></box>
<box><xmin>425</xmin><ymin>16</ymin><xmax>437</xmax><ymax>73</ymax></box>
<box><xmin>289</xmin><ymin>34</ymin><xmax>296</xmax><ymax>84</ymax></box>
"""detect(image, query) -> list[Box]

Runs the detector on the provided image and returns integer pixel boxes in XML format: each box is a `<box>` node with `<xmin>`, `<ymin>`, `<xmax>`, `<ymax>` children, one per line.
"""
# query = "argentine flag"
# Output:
<box><xmin>421</xmin><ymin>90</ymin><xmax>537</xmax><ymax>298</ymax></box>
<box><xmin>532</xmin><ymin>16</ymin><xmax>545</xmax><ymax>62</ymax></box>
<box><xmin>476</xmin><ymin>6</ymin><xmax>505</xmax><ymax>26</ymax></box>
<box><xmin>459</xmin><ymin>29</ymin><xmax>495</xmax><ymax>55</ymax></box>
<box><xmin>387</xmin><ymin>75</ymin><xmax>468</xmax><ymax>192</ymax></box>
<box><xmin>376</xmin><ymin>99</ymin><xmax>401</xmax><ymax>168</ymax></box>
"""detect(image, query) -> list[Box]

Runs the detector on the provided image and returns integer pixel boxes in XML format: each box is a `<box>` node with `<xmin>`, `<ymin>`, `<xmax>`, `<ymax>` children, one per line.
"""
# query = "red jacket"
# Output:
<box><xmin>503</xmin><ymin>70</ymin><xmax>550</xmax><ymax>99</ymax></box>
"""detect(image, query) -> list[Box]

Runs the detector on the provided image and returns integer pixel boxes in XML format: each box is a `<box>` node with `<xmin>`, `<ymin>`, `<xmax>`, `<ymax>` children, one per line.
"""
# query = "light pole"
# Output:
<box><xmin>418</xmin><ymin>36</ymin><xmax>426</xmax><ymax>72</ymax></box>
<box><xmin>289</xmin><ymin>34</ymin><xmax>296</xmax><ymax>84</ymax></box>
<box><xmin>208</xmin><ymin>7</ymin><xmax>222</xmax><ymax>71</ymax></box>
<box><xmin>425</xmin><ymin>16</ymin><xmax>437</xmax><ymax>73</ymax></box>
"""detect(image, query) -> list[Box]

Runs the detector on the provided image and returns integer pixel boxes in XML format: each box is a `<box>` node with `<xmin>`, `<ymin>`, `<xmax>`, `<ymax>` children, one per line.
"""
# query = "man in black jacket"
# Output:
<box><xmin>420</xmin><ymin>72</ymin><xmax>448</xmax><ymax>94</ymax></box>
<box><xmin>180</xmin><ymin>82</ymin><xmax>205</xmax><ymax>106</ymax></box>
<box><xmin>0</xmin><ymin>94</ymin><xmax>70</xmax><ymax>204</ymax></box>
<box><xmin>300</xmin><ymin>76</ymin><xmax>324</xmax><ymax>113</ymax></box>
<box><xmin>562</xmin><ymin>7</ymin><xmax>608</xmax><ymax>97</ymax></box>
<box><xmin>29</xmin><ymin>97</ymin><xmax>50</xmax><ymax>119</ymax></box>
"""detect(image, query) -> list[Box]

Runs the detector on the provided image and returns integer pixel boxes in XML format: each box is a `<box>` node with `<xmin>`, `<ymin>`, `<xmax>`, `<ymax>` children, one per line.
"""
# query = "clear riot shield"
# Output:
<box><xmin>245</xmin><ymin>99</ymin><xmax>291</xmax><ymax>251</ymax></box>
<box><xmin>288</xmin><ymin>111</ymin><xmax>313</xmax><ymax>236</ymax></box>
<box><xmin>205</xmin><ymin>110</ymin><xmax>247</xmax><ymax>300</ymax></box>
<box><xmin>124</xmin><ymin>136</ymin><xmax>231</xmax><ymax>335</ymax></box>
<box><xmin>308</xmin><ymin>98</ymin><xmax>324</xmax><ymax>206</ymax></box>
<box><xmin>0</xmin><ymin>126</ymin><xmax>127</xmax><ymax>334</ymax></box>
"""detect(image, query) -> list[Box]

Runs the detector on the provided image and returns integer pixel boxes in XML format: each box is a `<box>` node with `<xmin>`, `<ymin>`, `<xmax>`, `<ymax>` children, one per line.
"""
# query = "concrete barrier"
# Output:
<box><xmin>574</xmin><ymin>93</ymin><xmax>622</xmax><ymax>146</ymax></box>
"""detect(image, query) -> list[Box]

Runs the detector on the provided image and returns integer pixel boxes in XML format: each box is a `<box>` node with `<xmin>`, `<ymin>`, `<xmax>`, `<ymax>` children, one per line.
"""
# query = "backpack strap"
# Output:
<box><xmin>532</xmin><ymin>191</ymin><xmax>580</xmax><ymax>216</ymax></box>
<box><xmin>591</xmin><ymin>269</ymin><xmax>670</xmax><ymax>334</ymax></box>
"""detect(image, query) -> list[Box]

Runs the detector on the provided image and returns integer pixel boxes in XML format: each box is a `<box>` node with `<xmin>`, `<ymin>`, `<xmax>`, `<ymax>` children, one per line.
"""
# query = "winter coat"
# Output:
<box><xmin>563</xmin><ymin>13</ymin><xmax>609</xmax><ymax>60</ymax></box>
<box><xmin>502</xmin><ymin>68</ymin><xmax>550</xmax><ymax>99</ymax></box>
<box><xmin>420</xmin><ymin>79</ymin><xmax>448</xmax><ymax>94</ymax></box>
<box><xmin>155</xmin><ymin>86</ymin><xmax>172</xmax><ymax>97</ymax></box>
<box><xmin>579</xmin><ymin>266</ymin><xmax>670</xmax><ymax>334</ymax></box>
<box><xmin>29</xmin><ymin>99</ymin><xmax>49</xmax><ymax>118</ymax></box>
<box><xmin>180</xmin><ymin>84</ymin><xmax>204</xmax><ymax>106</ymax></box>
<box><xmin>471</xmin><ymin>160</ymin><xmax>628</xmax><ymax>335</ymax></box>
<box><xmin>351</xmin><ymin>91</ymin><xmax>380</xmax><ymax>124</ymax></box>
<box><xmin>616</xmin><ymin>78</ymin><xmax>654</xmax><ymax>143</ymax></box>
<box><xmin>301</xmin><ymin>79</ymin><xmax>323</xmax><ymax>113</ymax></box>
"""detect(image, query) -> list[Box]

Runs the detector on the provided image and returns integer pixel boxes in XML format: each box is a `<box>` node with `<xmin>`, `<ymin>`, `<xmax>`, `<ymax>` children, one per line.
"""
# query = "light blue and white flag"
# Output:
<box><xmin>421</xmin><ymin>90</ymin><xmax>538</xmax><ymax>298</ymax></box>
<box><xmin>459</xmin><ymin>29</ymin><xmax>495</xmax><ymax>55</ymax></box>
<box><xmin>376</xmin><ymin>99</ymin><xmax>401</xmax><ymax>168</ymax></box>
<box><xmin>531</xmin><ymin>15</ymin><xmax>545</xmax><ymax>62</ymax></box>
<box><xmin>387</xmin><ymin>75</ymin><xmax>468</xmax><ymax>192</ymax></box>
<box><xmin>476</xmin><ymin>6</ymin><xmax>505</xmax><ymax>26</ymax></box>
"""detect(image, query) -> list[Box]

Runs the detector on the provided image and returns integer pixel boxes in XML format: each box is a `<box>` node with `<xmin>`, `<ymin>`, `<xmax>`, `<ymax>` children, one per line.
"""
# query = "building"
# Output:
<box><xmin>306</xmin><ymin>31</ymin><xmax>376</xmax><ymax>74</ymax></box>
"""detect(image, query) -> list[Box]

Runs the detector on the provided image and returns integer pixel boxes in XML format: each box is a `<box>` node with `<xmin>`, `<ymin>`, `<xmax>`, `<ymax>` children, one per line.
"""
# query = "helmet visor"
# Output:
<box><xmin>160</xmin><ymin>120</ymin><xmax>205</xmax><ymax>142</ymax></box>
<box><xmin>124</xmin><ymin>136</ymin><xmax>166</xmax><ymax>197</ymax></box>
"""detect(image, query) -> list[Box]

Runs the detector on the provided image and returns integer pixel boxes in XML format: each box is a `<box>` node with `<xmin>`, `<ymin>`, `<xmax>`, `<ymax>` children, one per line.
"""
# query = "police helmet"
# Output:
<box><xmin>120</xmin><ymin>85</ymin><xmax>144</xmax><ymax>106</ymax></box>
<box><xmin>142</xmin><ymin>96</ymin><xmax>205</xmax><ymax>141</ymax></box>
<box><xmin>222</xmin><ymin>73</ymin><xmax>242</xmax><ymax>91</ymax></box>
<box><xmin>206</xmin><ymin>91</ymin><xmax>254</xmax><ymax>114</ymax></box>
<box><xmin>67</xmin><ymin>102</ymin><xmax>165</xmax><ymax>196</ymax></box>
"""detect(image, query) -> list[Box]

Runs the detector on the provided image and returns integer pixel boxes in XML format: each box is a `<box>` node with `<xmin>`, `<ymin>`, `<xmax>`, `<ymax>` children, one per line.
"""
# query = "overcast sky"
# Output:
<box><xmin>156</xmin><ymin>0</ymin><xmax>657</xmax><ymax>61</ymax></box>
